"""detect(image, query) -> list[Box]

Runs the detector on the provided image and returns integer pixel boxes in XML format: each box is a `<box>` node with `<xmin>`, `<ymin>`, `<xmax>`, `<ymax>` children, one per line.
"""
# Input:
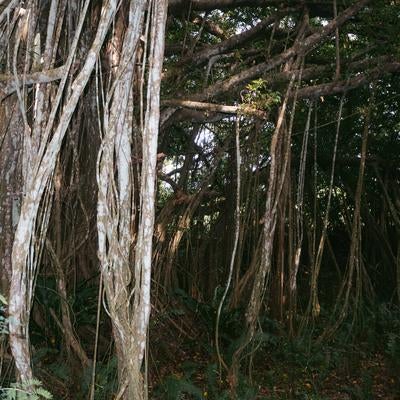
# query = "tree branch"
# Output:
<box><xmin>295</xmin><ymin>62</ymin><xmax>400</xmax><ymax>99</ymax></box>
<box><xmin>169</xmin><ymin>0</ymin><xmax>343</xmax><ymax>18</ymax></box>
<box><xmin>169</xmin><ymin>0</ymin><xmax>282</xmax><ymax>13</ymax></box>
<box><xmin>0</xmin><ymin>66</ymin><xmax>65</xmax><ymax>97</ymax></box>
<box><xmin>188</xmin><ymin>0</ymin><xmax>370</xmax><ymax>101</ymax></box>
<box><xmin>179</xmin><ymin>8</ymin><xmax>294</xmax><ymax>67</ymax></box>
<box><xmin>266</xmin><ymin>55</ymin><xmax>392</xmax><ymax>86</ymax></box>
<box><xmin>162</xmin><ymin>61</ymin><xmax>399</xmax><ymax>127</ymax></box>
<box><xmin>162</xmin><ymin>99</ymin><xmax>267</xmax><ymax>118</ymax></box>
<box><xmin>192</xmin><ymin>14</ymin><xmax>228</xmax><ymax>40</ymax></box>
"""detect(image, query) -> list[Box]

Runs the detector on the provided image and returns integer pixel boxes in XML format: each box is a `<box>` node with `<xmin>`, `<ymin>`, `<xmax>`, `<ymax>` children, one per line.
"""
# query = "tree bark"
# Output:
<box><xmin>96</xmin><ymin>1</ymin><xmax>168</xmax><ymax>398</ymax></box>
<box><xmin>9</xmin><ymin>0</ymin><xmax>118</xmax><ymax>382</ymax></box>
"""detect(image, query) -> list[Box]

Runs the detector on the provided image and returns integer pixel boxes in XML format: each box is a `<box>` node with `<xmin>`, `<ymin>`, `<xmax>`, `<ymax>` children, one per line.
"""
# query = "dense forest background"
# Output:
<box><xmin>0</xmin><ymin>0</ymin><xmax>400</xmax><ymax>399</ymax></box>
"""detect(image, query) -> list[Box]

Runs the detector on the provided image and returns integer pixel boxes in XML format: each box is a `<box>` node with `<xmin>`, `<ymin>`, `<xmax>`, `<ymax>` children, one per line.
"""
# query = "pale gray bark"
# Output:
<box><xmin>9</xmin><ymin>0</ymin><xmax>118</xmax><ymax>382</ymax></box>
<box><xmin>97</xmin><ymin>2</ymin><xmax>146</xmax><ymax>396</ymax></box>
<box><xmin>96</xmin><ymin>1</ymin><xmax>167</xmax><ymax>398</ymax></box>
<box><xmin>134</xmin><ymin>0</ymin><xmax>168</xmax><ymax>371</ymax></box>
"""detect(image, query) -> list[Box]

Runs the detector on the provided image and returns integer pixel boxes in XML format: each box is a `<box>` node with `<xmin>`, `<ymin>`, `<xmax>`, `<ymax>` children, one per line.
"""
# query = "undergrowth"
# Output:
<box><xmin>150</xmin><ymin>292</ymin><xmax>400</xmax><ymax>400</ymax></box>
<box><xmin>1</xmin><ymin>289</ymin><xmax>400</xmax><ymax>399</ymax></box>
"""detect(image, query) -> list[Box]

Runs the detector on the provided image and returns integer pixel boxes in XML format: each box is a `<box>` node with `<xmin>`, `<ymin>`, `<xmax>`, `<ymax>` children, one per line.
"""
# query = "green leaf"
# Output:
<box><xmin>0</xmin><ymin>293</ymin><xmax>8</xmax><ymax>305</ymax></box>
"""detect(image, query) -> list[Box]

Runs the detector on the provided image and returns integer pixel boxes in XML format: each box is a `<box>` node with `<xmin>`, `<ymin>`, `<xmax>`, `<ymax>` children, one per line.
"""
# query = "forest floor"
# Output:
<box><xmin>149</xmin><ymin>342</ymin><xmax>399</xmax><ymax>399</ymax></box>
<box><xmin>3</xmin><ymin>299</ymin><xmax>400</xmax><ymax>399</ymax></box>
<box><xmin>149</xmin><ymin>303</ymin><xmax>400</xmax><ymax>400</ymax></box>
<box><xmin>255</xmin><ymin>352</ymin><xmax>398</xmax><ymax>399</ymax></box>
<box><xmin>150</xmin><ymin>340</ymin><xmax>399</xmax><ymax>399</ymax></box>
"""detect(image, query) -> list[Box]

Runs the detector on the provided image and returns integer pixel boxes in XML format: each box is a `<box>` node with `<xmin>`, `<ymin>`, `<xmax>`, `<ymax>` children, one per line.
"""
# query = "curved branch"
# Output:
<box><xmin>169</xmin><ymin>0</ymin><xmax>346</xmax><ymax>18</ymax></box>
<box><xmin>187</xmin><ymin>0</ymin><xmax>369</xmax><ymax>101</ymax></box>
<box><xmin>179</xmin><ymin>8</ymin><xmax>294</xmax><ymax>67</ymax></box>
<box><xmin>162</xmin><ymin>60</ymin><xmax>399</xmax><ymax>126</ymax></box>
<box><xmin>295</xmin><ymin>62</ymin><xmax>400</xmax><ymax>99</ymax></box>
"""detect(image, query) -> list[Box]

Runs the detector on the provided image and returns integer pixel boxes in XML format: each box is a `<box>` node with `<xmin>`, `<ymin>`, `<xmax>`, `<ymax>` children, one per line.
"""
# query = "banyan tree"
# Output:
<box><xmin>0</xmin><ymin>0</ymin><xmax>399</xmax><ymax>398</ymax></box>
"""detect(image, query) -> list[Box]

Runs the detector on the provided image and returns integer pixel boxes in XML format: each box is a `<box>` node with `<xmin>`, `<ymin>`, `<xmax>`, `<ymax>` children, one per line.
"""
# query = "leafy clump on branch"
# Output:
<box><xmin>241</xmin><ymin>78</ymin><xmax>281</xmax><ymax>111</ymax></box>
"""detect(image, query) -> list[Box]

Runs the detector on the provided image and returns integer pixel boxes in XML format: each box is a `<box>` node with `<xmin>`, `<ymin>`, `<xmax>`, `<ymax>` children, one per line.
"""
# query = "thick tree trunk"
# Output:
<box><xmin>0</xmin><ymin>102</ymin><xmax>22</xmax><ymax>298</ymax></box>
<box><xmin>96</xmin><ymin>1</ymin><xmax>168</xmax><ymax>398</ymax></box>
<box><xmin>9</xmin><ymin>0</ymin><xmax>118</xmax><ymax>381</ymax></box>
